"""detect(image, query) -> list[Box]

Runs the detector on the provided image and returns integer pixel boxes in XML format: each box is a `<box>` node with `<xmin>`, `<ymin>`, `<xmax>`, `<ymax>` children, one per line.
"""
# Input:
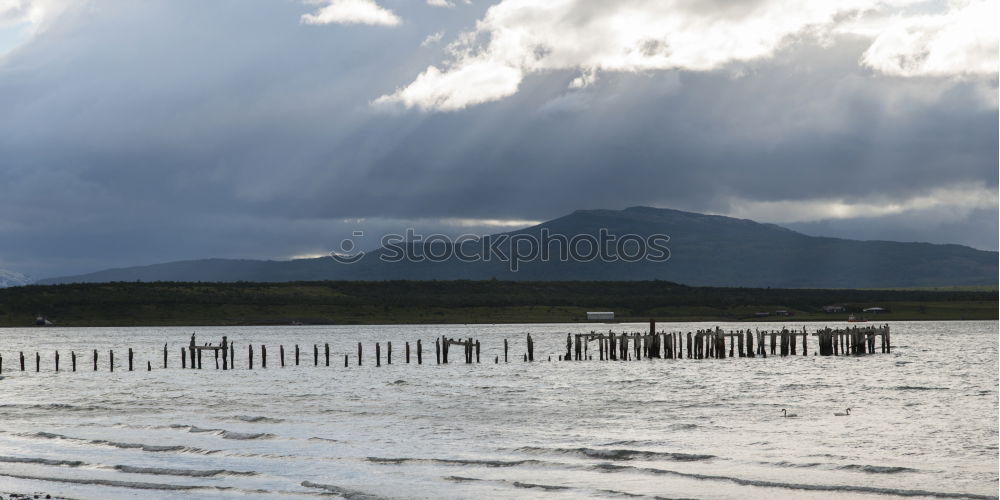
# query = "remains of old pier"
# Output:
<box><xmin>1</xmin><ymin>323</ymin><xmax>890</xmax><ymax>374</ymax></box>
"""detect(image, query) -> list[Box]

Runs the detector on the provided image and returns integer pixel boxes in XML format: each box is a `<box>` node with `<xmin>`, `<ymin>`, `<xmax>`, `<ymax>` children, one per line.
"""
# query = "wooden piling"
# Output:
<box><xmin>110</xmin><ymin>350</ymin><xmax>114</xmax><ymax>372</ymax></box>
<box><xmin>475</xmin><ymin>340</ymin><xmax>480</xmax><ymax>363</ymax></box>
<box><xmin>295</xmin><ymin>344</ymin><xmax>300</xmax><ymax>366</ymax></box>
<box><xmin>504</xmin><ymin>339</ymin><xmax>508</xmax><ymax>363</ymax></box>
<box><xmin>55</xmin><ymin>351</ymin><xmax>59</xmax><ymax>372</ymax></box>
<box><xmin>376</xmin><ymin>342</ymin><xmax>381</xmax><ymax>367</ymax></box>
<box><xmin>163</xmin><ymin>343</ymin><xmax>168</xmax><ymax>368</ymax></box>
<box><xmin>388</xmin><ymin>341</ymin><xmax>392</xmax><ymax>365</ymax></box>
<box><xmin>249</xmin><ymin>344</ymin><xmax>253</xmax><ymax>369</ymax></box>
<box><xmin>280</xmin><ymin>345</ymin><xmax>285</xmax><ymax>367</ymax></box>
<box><xmin>417</xmin><ymin>339</ymin><xmax>423</xmax><ymax>364</ymax></box>
<box><xmin>262</xmin><ymin>345</ymin><xmax>268</xmax><ymax>368</ymax></box>
<box><xmin>35</xmin><ymin>352</ymin><xmax>39</xmax><ymax>372</ymax></box>
<box><xmin>129</xmin><ymin>348</ymin><xmax>135</xmax><ymax>371</ymax></box>
<box><xmin>314</xmin><ymin>344</ymin><xmax>318</xmax><ymax>366</ymax></box>
<box><xmin>358</xmin><ymin>342</ymin><xmax>362</xmax><ymax>366</ymax></box>
<box><xmin>71</xmin><ymin>351</ymin><xmax>76</xmax><ymax>372</ymax></box>
<box><xmin>93</xmin><ymin>350</ymin><xmax>98</xmax><ymax>371</ymax></box>
<box><xmin>435</xmin><ymin>338</ymin><xmax>440</xmax><ymax>364</ymax></box>
<box><xmin>344</xmin><ymin>354</ymin><xmax>348</xmax><ymax>367</ymax></box>
<box><xmin>405</xmin><ymin>342</ymin><xmax>410</xmax><ymax>364</ymax></box>
<box><xmin>325</xmin><ymin>343</ymin><xmax>330</xmax><ymax>366</ymax></box>
<box><xmin>147</xmin><ymin>361</ymin><xmax>151</xmax><ymax>371</ymax></box>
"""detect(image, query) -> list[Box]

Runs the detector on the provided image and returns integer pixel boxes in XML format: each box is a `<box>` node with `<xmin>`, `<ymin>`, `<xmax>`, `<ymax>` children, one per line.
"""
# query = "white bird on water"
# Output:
<box><xmin>834</xmin><ymin>408</ymin><xmax>852</xmax><ymax>416</ymax></box>
<box><xmin>781</xmin><ymin>409</ymin><xmax>798</xmax><ymax>418</ymax></box>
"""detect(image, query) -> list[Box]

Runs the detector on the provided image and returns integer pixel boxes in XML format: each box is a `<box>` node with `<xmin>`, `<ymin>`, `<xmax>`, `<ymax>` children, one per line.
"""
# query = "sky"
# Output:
<box><xmin>0</xmin><ymin>0</ymin><xmax>997</xmax><ymax>279</ymax></box>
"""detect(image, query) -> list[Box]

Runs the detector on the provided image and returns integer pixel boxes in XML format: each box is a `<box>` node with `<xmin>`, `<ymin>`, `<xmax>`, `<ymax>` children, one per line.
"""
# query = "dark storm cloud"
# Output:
<box><xmin>0</xmin><ymin>0</ymin><xmax>995</xmax><ymax>278</ymax></box>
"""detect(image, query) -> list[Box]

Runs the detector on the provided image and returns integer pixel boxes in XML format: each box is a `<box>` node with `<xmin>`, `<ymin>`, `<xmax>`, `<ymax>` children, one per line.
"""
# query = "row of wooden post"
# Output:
<box><xmin>0</xmin><ymin>326</ymin><xmax>889</xmax><ymax>373</ymax></box>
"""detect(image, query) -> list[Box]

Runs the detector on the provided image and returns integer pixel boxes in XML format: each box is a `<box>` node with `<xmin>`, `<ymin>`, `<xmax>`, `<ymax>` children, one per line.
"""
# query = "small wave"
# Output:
<box><xmin>308</xmin><ymin>437</ymin><xmax>339</xmax><ymax>443</ymax></box>
<box><xmin>518</xmin><ymin>446</ymin><xmax>714</xmax><ymax>462</ymax></box>
<box><xmin>588</xmin><ymin>463</ymin><xmax>995</xmax><ymax>499</ymax></box>
<box><xmin>389</xmin><ymin>379</ymin><xmax>407</xmax><ymax>385</ymax></box>
<box><xmin>0</xmin><ymin>472</ymin><xmax>201</xmax><ymax>491</ymax></box>
<box><xmin>895</xmin><ymin>385</ymin><xmax>949</xmax><ymax>391</ymax></box>
<box><xmin>301</xmin><ymin>481</ymin><xmax>388</xmax><ymax>500</ymax></box>
<box><xmin>839</xmin><ymin>464</ymin><xmax>917</xmax><ymax>474</ymax></box>
<box><xmin>367</xmin><ymin>456</ymin><xmax>540</xmax><ymax>468</ymax></box>
<box><xmin>229</xmin><ymin>415</ymin><xmax>284</xmax><ymax>423</ymax></box>
<box><xmin>185</xmin><ymin>427</ymin><xmax>274</xmax><ymax>440</ymax></box>
<box><xmin>0</xmin><ymin>456</ymin><xmax>85</xmax><ymax>467</ymax></box>
<box><xmin>443</xmin><ymin>476</ymin><xmax>481</xmax><ymax>482</ymax></box>
<box><xmin>25</xmin><ymin>431</ymin><xmax>218</xmax><ymax>454</ymax></box>
<box><xmin>113</xmin><ymin>465</ymin><xmax>257</xmax><ymax>477</ymax></box>
<box><xmin>0</xmin><ymin>403</ymin><xmax>110</xmax><ymax>412</ymax></box>
<box><xmin>512</xmin><ymin>481</ymin><xmax>570</xmax><ymax>491</ymax></box>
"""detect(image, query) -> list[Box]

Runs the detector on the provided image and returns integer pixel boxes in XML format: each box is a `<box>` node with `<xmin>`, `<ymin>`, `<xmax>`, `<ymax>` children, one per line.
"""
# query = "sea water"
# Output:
<box><xmin>0</xmin><ymin>320</ymin><xmax>995</xmax><ymax>499</ymax></box>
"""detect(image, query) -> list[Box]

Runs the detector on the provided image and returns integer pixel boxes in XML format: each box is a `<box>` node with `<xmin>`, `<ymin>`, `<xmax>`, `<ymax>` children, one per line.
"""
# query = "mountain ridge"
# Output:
<box><xmin>37</xmin><ymin>206</ymin><xmax>998</xmax><ymax>288</ymax></box>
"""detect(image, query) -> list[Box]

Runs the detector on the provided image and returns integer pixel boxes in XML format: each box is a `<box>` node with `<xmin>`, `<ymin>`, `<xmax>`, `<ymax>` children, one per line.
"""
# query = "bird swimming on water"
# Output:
<box><xmin>781</xmin><ymin>409</ymin><xmax>798</xmax><ymax>417</ymax></box>
<box><xmin>834</xmin><ymin>408</ymin><xmax>851</xmax><ymax>416</ymax></box>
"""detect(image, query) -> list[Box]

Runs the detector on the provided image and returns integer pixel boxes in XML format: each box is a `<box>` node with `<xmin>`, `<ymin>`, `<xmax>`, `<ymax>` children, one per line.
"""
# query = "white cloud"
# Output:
<box><xmin>426</xmin><ymin>0</ymin><xmax>454</xmax><ymax>7</ymax></box>
<box><xmin>421</xmin><ymin>30</ymin><xmax>444</xmax><ymax>47</ymax></box>
<box><xmin>301</xmin><ymin>0</ymin><xmax>401</xmax><ymax>27</ymax></box>
<box><xmin>377</xmin><ymin>0</ymin><xmax>998</xmax><ymax>111</ymax></box>
<box><xmin>860</xmin><ymin>0</ymin><xmax>998</xmax><ymax>78</ymax></box>
<box><xmin>439</xmin><ymin>217</ymin><xmax>541</xmax><ymax>228</ymax></box>
<box><xmin>724</xmin><ymin>183</ymin><xmax>999</xmax><ymax>223</ymax></box>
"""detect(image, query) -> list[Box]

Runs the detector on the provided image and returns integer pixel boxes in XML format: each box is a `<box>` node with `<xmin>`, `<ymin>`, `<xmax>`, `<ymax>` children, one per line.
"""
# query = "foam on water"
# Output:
<box><xmin>0</xmin><ymin>320</ymin><xmax>995</xmax><ymax>499</ymax></box>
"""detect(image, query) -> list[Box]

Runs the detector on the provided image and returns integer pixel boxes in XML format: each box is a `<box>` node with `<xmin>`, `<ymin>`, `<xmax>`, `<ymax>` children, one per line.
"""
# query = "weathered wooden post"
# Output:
<box><xmin>313</xmin><ymin>344</ymin><xmax>318</xmax><ymax>366</ymax></box>
<box><xmin>280</xmin><ymin>345</ymin><xmax>285</xmax><ymax>367</ymax></box>
<box><xmin>214</xmin><ymin>348</ymin><xmax>220</xmax><ymax>369</ymax></box>
<box><xmin>565</xmin><ymin>333</ymin><xmax>572</xmax><ymax>361</ymax></box>
<box><xmin>248</xmin><ymin>344</ymin><xmax>253</xmax><ymax>369</ymax></box>
<box><xmin>475</xmin><ymin>340</ymin><xmax>480</xmax><ymax>363</ymax></box>
<box><xmin>325</xmin><ymin>343</ymin><xmax>330</xmax><ymax>366</ymax></box>
<box><xmin>196</xmin><ymin>348</ymin><xmax>203</xmax><ymax>369</ymax></box>
<box><xmin>405</xmin><ymin>342</ymin><xmax>410</xmax><ymax>363</ymax></box>
<box><xmin>376</xmin><ymin>343</ymin><xmax>381</xmax><ymax>367</ymax></box>
<box><xmin>527</xmin><ymin>334</ymin><xmax>534</xmax><ymax>362</ymax></box>
<box><xmin>802</xmin><ymin>327</ymin><xmax>807</xmax><ymax>356</ymax></box>
<box><xmin>435</xmin><ymin>338</ymin><xmax>441</xmax><ymax>364</ymax></box>
<box><xmin>93</xmin><ymin>350</ymin><xmax>98</xmax><ymax>371</ymax></box>
<box><xmin>35</xmin><ymin>352</ymin><xmax>39</xmax><ymax>372</ymax></box>
<box><xmin>262</xmin><ymin>345</ymin><xmax>268</xmax><ymax>368</ymax></box>
<box><xmin>222</xmin><ymin>336</ymin><xmax>228</xmax><ymax>370</ymax></box>
<box><xmin>163</xmin><ymin>343</ymin><xmax>168</xmax><ymax>369</ymax></box>
<box><xmin>358</xmin><ymin>342</ymin><xmax>362</xmax><ymax>366</ymax></box>
<box><xmin>504</xmin><ymin>339</ymin><xmax>508</xmax><ymax>363</ymax></box>
<box><xmin>790</xmin><ymin>329</ymin><xmax>797</xmax><ymax>355</ymax></box>
<box><xmin>189</xmin><ymin>333</ymin><xmax>196</xmax><ymax>368</ymax></box>
<box><xmin>55</xmin><ymin>351</ymin><xmax>59</xmax><ymax>372</ymax></box>
<box><xmin>886</xmin><ymin>325</ymin><xmax>891</xmax><ymax>353</ymax></box>
<box><xmin>417</xmin><ymin>339</ymin><xmax>423</xmax><ymax>364</ymax></box>
<box><xmin>109</xmin><ymin>350</ymin><xmax>114</xmax><ymax>372</ymax></box>
<box><xmin>128</xmin><ymin>348</ymin><xmax>134</xmax><ymax>371</ymax></box>
<box><xmin>147</xmin><ymin>361</ymin><xmax>151</xmax><ymax>371</ymax></box>
<box><xmin>71</xmin><ymin>351</ymin><xmax>76</xmax><ymax>372</ymax></box>
<box><xmin>344</xmin><ymin>354</ymin><xmax>348</xmax><ymax>367</ymax></box>
<box><xmin>230</xmin><ymin>342</ymin><xmax>235</xmax><ymax>366</ymax></box>
<box><xmin>737</xmin><ymin>332</ymin><xmax>744</xmax><ymax>357</ymax></box>
<box><xmin>387</xmin><ymin>341</ymin><xmax>392</xmax><ymax>365</ymax></box>
<box><xmin>295</xmin><ymin>344</ymin><xmax>300</xmax><ymax>366</ymax></box>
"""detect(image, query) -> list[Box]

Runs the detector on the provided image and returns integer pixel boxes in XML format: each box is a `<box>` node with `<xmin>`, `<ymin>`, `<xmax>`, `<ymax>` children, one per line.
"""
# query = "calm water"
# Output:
<box><xmin>0</xmin><ymin>321</ymin><xmax>996</xmax><ymax>499</ymax></box>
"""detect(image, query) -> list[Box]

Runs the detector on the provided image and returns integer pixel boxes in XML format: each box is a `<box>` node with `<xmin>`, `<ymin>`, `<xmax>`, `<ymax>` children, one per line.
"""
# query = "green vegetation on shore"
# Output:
<box><xmin>0</xmin><ymin>280</ymin><xmax>995</xmax><ymax>327</ymax></box>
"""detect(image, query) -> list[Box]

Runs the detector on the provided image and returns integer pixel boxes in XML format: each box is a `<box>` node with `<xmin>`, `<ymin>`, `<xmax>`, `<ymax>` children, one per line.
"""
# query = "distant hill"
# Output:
<box><xmin>38</xmin><ymin>206</ymin><xmax>998</xmax><ymax>288</ymax></box>
<box><xmin>0</xmin><ymin>269</ymin><xmax>31</xmax><ymax>288</ymax></box>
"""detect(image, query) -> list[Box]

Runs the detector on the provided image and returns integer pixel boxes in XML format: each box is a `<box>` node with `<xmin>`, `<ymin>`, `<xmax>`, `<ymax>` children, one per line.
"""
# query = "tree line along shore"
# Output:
<box><xmin>0</xmin><ymin>280</ymin><xmax>994</xmax><ymax>327</ymax></box>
